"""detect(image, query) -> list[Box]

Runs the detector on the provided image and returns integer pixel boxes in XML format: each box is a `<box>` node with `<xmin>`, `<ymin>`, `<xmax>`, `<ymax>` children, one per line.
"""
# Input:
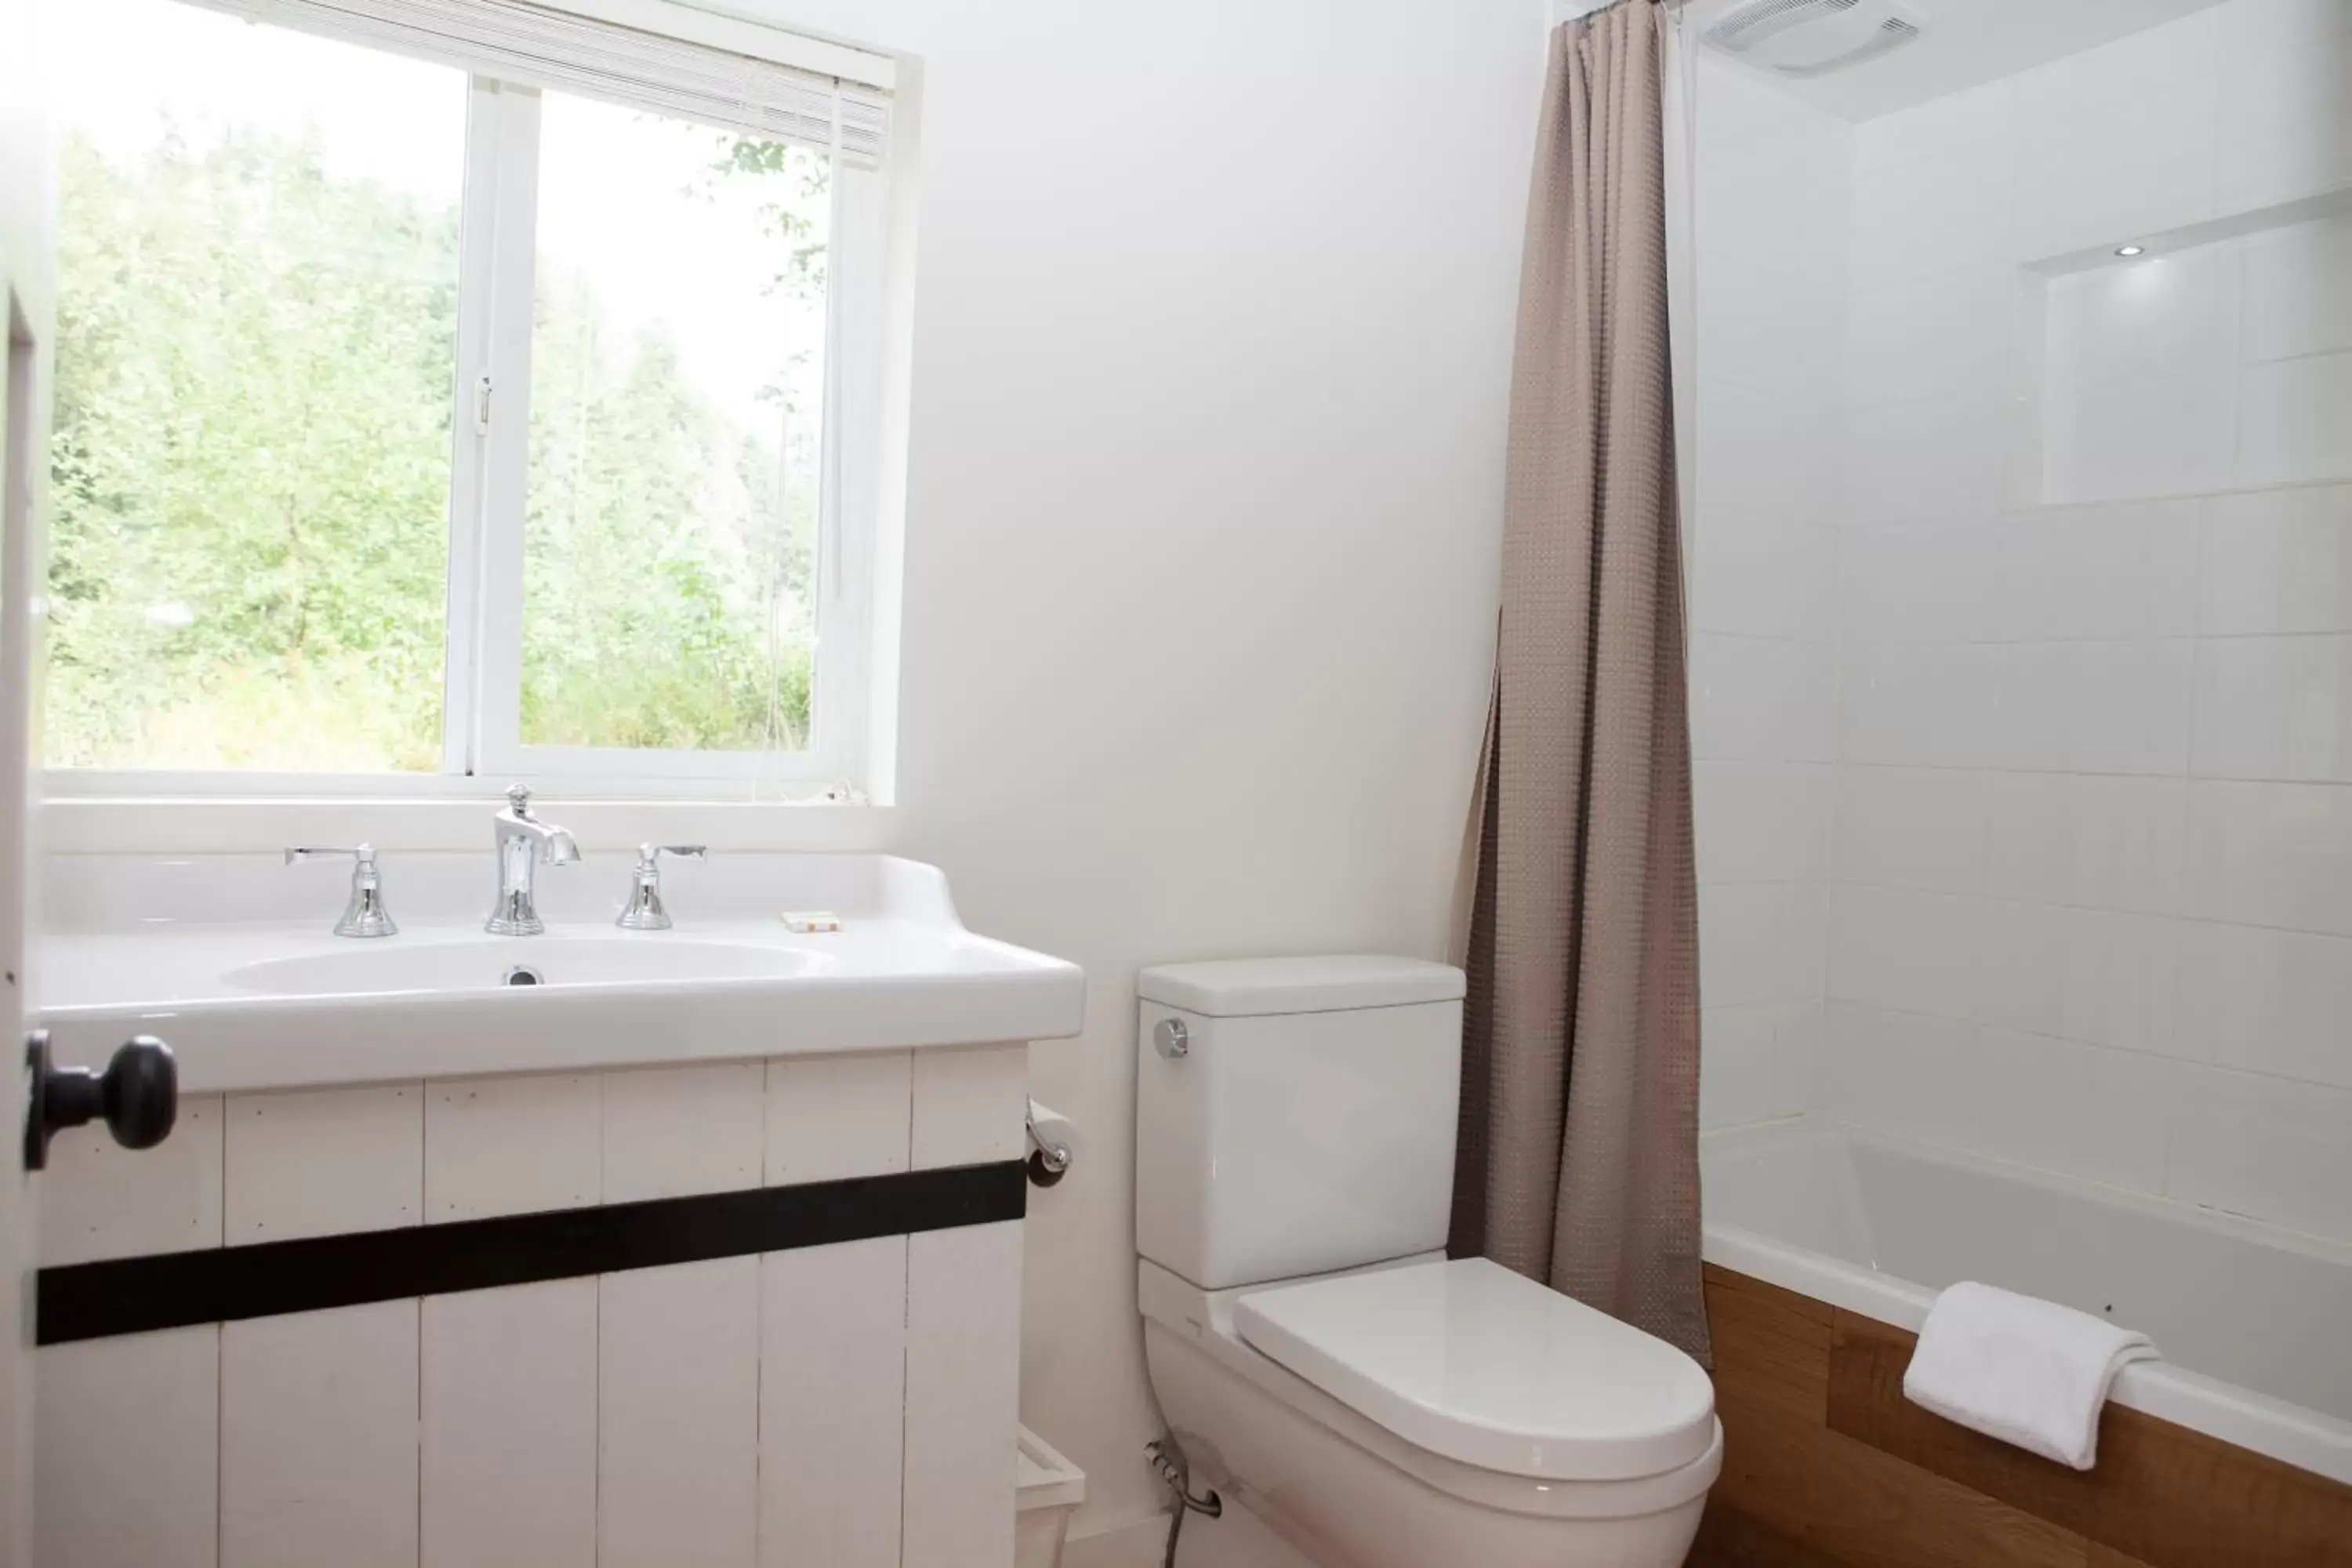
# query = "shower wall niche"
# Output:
<box><xmin>2038</xmin><ymin>205</ymin><xmax>2352</xmax><ymax>504</ymax></box>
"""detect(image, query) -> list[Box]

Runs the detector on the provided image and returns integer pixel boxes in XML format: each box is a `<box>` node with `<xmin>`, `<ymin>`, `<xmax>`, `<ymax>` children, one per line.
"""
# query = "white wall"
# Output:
<box><xmin>1792</xmin><ymin>0</ymin><xmax>2352</xmax><ymax>1243</ymax></box>
<box><xmin>679</xmin><ymin>0</ymin><xmax>1546</xmax><ymax>1542</ymax></box>
<box><xmin>1686</xmin><ymin>54</ymin><xmax>1851</xmax><ymax>1134</ymax></box>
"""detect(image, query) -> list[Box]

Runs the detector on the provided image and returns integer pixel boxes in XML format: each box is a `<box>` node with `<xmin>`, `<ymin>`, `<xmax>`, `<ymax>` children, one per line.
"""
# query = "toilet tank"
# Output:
<box><xmin>1134</xmin><ymin>956</ymin><xmax>1466</xmax><ymax>1290</ymax></box>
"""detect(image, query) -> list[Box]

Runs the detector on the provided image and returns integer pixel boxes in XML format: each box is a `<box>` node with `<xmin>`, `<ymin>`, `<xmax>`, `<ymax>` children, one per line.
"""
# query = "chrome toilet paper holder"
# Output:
<box><xmin>1025</xmin><ymin>1098</ymin><xmax>1073</xmax><ymax>1188</ymax></box>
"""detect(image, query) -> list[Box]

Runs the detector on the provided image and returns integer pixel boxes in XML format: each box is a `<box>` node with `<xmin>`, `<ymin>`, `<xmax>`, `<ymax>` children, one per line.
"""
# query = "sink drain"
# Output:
<box><xmin>503</xmin><ymin>965</ymin><xmax>544</xmax><ymax>986</ymax></box>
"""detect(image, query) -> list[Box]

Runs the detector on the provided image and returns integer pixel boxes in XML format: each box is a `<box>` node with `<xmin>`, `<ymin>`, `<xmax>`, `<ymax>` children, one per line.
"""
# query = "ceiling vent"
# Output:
<box><xmin>1703</xmin><ymin>0</ymin><xmax>1926</xmax><ymax>77</ymax></box>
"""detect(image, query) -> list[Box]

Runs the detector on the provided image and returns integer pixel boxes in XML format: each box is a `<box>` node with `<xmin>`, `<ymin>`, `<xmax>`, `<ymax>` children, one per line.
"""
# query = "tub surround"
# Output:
<box><xmin>1700</xmin><ymin>1123</ymin><xmax>2352</xmax><ymax>1484</ymax></box>
<box><xmin>1695</xmin><ymin>1124</ymin><xmax>2352</xmax><ymax>1568</ymax></box>
<box><xmin>1693</xmin><ymin>1264</ymin><xmax>2352</xmax><ymax>1568</ymax></box>
<box><xmin>1680</xmin><ymin>5</ymin><xmax>2352</xmax><ymax>1555</ymax></box>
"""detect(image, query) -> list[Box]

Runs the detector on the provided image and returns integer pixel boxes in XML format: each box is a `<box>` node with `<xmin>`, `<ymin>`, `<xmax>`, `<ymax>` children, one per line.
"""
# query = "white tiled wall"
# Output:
<box><xmin>1688</xmin><ymin>55</ymin><xmax>1851</xmax><ymax>1134</ymax></box>
<box><xmin>34</xmin><ymin>1047</ymin><xmax>1027</xmax><ymax>1568</ymax></box>
<box><xmin>1697</xmin><ymin>0</ymin><xmax>2352</xmax><ymax>1246</ymax></box>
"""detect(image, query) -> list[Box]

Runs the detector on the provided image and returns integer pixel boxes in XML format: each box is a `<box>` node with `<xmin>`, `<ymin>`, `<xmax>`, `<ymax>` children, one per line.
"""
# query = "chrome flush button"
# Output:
<box><xmin>1153</xmin><ymin>1017</ymin><xmax>1189</xmax><ymax>1059</ymax></box>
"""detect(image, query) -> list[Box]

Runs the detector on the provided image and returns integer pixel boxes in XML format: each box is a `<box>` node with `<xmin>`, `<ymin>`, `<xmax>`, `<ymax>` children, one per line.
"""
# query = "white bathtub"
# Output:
<box><xmin>1700</xmin><ymin>1123</ymin><xmax>2352</xmax><ymax>1486</ymax></box>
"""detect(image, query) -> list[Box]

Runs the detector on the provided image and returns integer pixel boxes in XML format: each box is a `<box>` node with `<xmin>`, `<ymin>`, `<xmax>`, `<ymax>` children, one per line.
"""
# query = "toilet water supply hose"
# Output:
<box><xmin>1145</xmin><ymin>1439</ymin><xmax>1222</xmax><ymax>1567</ymax></box>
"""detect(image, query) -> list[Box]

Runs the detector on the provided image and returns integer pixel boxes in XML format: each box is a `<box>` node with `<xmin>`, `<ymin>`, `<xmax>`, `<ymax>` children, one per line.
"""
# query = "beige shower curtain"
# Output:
<box><xmin>1450</xmin><ymin>0</ymin><xmax>1708</xmax><ymax>1363</ymax></box>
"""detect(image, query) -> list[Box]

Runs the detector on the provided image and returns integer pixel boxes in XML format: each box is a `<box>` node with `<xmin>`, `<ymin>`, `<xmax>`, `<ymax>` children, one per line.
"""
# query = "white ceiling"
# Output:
<box><xmin>1682</xmin><ymin>0</ymin><xmax>2227</xmax><ymax>120</ymax></box>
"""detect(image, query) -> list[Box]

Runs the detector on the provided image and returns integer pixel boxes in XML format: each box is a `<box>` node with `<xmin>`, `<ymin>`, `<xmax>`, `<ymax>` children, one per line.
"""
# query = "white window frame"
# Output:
<box><xmin>42</xmin><ymin>0</ymin><xmax>899</xmax><ymax>804</ymax></box>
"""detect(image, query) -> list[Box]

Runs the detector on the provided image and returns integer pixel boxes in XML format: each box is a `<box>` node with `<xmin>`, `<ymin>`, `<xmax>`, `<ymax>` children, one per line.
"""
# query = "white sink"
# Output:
<box><xmin>224</xmin><ymin>932</ymin><xmax>833</xmax><ymax>996</ymax></box>
<box><xmin>38</xmin><ymin>855</ymin><xmax>1084</xmax><ymax>1093</ymax></box>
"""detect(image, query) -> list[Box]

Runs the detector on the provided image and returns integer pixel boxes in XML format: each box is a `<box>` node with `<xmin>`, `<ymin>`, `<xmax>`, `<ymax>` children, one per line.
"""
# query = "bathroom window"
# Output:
<box><xmin>43</xmin><ymin>0</ymin><xmax>895</xmax><ymax>796</ymax></box>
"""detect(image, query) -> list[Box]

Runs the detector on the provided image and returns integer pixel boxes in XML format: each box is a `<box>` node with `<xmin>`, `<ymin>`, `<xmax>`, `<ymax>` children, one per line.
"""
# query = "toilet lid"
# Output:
<box><xmin>1232</xmin><ymin>1258</ymin><xmax>1716</xmax><ymax>1482</ymax></box>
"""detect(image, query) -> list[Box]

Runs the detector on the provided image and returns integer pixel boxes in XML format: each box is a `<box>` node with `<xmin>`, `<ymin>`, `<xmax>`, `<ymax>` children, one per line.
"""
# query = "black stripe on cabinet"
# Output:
<box><xmin>37</xmin><ymin>1159</ymin><xmax>1027</xmax><ymax>1345</ymax></box>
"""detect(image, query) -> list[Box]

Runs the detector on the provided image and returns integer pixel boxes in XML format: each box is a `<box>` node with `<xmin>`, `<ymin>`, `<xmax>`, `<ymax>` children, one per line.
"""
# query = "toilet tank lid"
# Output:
<box><xmin>1136</xmin><ymin>956</ymin><xmax>1465</xmax><ymax>1017</ymax></box>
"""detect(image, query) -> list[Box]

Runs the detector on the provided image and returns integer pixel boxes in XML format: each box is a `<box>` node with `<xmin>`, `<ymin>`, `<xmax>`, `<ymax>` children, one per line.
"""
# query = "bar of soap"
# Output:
<box><xmin>782</xmin><ymin>911</ymin><xmax>842</xmax><ymax>933</ymax></box>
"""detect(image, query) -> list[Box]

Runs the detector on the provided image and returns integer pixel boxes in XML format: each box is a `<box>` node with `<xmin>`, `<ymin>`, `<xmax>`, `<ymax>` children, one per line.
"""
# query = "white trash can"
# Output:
<box><xmin>1015</xmin><ymin>1425</ymin><xmax>1087</xmax><ymax>1568</ymax></box>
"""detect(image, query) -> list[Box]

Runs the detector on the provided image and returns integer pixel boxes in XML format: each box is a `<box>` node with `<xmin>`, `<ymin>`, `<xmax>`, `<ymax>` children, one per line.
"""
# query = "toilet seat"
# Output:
<box><xmin>1138</xmin><ymin>1257</ymin><xmax>1722</xmax><ymax>1523</ymax></box>
<box><xmin>1232</xmin><ymin>1258</ymin><xmax>1716</xmax><ymax>1483</ymax></box>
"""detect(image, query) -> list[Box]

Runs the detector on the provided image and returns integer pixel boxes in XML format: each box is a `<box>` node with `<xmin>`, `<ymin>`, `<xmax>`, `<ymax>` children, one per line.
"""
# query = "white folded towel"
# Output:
<box><xmin>1902</xmin><ymin>1281</ymin><xmax>2157</xmax><ymax>1470</ymax></box>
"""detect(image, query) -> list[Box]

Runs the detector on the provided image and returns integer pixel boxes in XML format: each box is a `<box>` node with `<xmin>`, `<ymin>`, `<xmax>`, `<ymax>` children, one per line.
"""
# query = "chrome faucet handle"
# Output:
<box><xmin>503</xmin><ymin>782</ymin><xmax>535</xmax><ymax>817</ymax></box>
<box><xmin>615</xmin><ymin>844</ymin><xmax>706</xmax><ymax>931</ymax></box>
<box><xmin>285</xmin><ymin>844</ymin><xmax>398</xmax><ymax>939</ymax></box>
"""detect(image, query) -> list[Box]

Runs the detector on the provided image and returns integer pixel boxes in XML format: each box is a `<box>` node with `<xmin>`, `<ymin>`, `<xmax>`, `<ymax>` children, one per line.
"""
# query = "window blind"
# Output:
<box><xmin>191</xmin><ymin>0</ymin><xmax>891</xmax><ymax>166</ymax></box>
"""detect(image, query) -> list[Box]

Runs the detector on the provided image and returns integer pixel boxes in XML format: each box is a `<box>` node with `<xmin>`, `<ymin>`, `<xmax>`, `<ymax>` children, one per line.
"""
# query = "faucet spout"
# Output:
<box><xmin>487</xmin><ymin>784</ymin><xmax>577</xmax><ymax>935</ymax></box>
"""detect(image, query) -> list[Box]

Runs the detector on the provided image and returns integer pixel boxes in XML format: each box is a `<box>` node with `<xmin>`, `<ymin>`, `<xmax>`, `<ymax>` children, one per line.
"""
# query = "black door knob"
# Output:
<box><xmin>23</xmin><ymin>1031</ymin><xmax>178</xmax><ymax>1172</ymax></box>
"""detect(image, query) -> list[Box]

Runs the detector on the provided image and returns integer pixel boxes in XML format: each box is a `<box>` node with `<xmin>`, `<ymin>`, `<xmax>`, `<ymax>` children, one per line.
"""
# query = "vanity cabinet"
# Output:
<box><xmin>32</xmin><ymin>1044</ymin><xmax>1030</xmax><ymax>1568</ymax></box>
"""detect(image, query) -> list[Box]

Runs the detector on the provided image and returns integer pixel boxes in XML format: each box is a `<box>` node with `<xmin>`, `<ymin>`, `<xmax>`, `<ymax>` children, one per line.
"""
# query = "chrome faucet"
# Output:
<box><xmin>486</xmin><ymin>784</ymin><xmax>579</xmax><ymax>936</ymax></box>
<box><xmin>285</xmin><ymin>844</ymin><xmax>397</xmax><ymax>938</ymax></box>
<box><xmin>615</xmin><ymin>844</ymin><xmax>706</xmax><ymax>931</ymax></box>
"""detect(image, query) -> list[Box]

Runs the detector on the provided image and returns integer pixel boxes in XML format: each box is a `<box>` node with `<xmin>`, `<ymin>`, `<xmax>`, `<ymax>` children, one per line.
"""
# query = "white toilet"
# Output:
<box><xmin>1134</xmin><ymin>956</ymin><xmax>1720</xmax><ymax>1568</ymax></box>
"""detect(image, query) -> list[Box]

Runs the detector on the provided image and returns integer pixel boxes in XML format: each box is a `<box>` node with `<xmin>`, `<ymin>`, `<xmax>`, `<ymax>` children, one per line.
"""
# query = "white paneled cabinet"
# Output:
<box><xmin>904</xmin><ymin>1221</ymin><xmax>1025</xmax><ymax>1568</ymax></box>
<box><xmin>35</xmin><ymin>1327</ymin><xmax>219</xmax><ymax>1568</ymax></box>
<box><xmin>38</xmin><ymin>1094</ymin><xmax>223</xmax><ymax>1266</ymax></box>
<box><xmin>224</xmin><ymin>1083</ymin><xmax>423</xmax><ymax>1242</ymax></box>
<box><xmin>600</xmin><ymin>1258</ymin><xmax>763</xmax><ymax>1568</ymax></box>
<box><xmin>421</xmin><ymin>1279</ymin><xmax>599</xmax><ymax>1568</ymax></box>
<box><xmin>912</xmin><ymin>1043</ymin><xmax>1027</xmax><ymax>1169</ymax></box>
<box><xmin>221</xmin><ymin>1301</ymin><xmax>422</xmax><ymax>1568</ymax></box>
<box><xmin>35</xmin><ymin>1048</ymin><xmax>1029</xmax><ymax>1568</ymax></box>
<box><xmin>760</xmin><ymin>1237</ymin><xmax>908</xmax><ymax>1568</ymax></box>
<box><xmin>601</xmin><ymin>1060</ymin><xmax>767</xmax><ymax>1203</ymax></box>
<box><xmin>767</xmin><ymin>1050</ymin><xmax>912</xmax><ymax>1183</ymax></box>
<box><xmin>424</xmin><ymin>1073</ymin><xmax>601</xmax><ymax>1221</ymax></box>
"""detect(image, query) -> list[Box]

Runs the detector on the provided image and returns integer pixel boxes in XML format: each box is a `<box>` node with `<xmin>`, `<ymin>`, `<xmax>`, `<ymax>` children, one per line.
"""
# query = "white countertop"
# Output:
<box><xmin>37</xmin><ymin>854</ymin><xmax>1085</xmax><ymax>1093</ymax></box>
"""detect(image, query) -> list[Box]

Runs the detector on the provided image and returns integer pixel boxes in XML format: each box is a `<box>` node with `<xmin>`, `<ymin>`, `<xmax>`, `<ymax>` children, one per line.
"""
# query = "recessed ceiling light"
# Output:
<box><xmin>2115</xmin><ymin>245</ymin><xmax>2147</xmax><ymax>257</ymax></box>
